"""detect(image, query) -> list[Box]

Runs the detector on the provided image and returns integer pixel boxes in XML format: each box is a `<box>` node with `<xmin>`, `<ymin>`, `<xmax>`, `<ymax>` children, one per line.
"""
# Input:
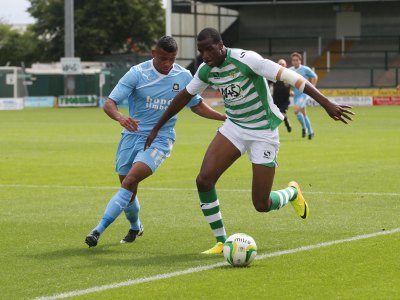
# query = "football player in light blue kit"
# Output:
<box><xmin>85</xmin><ymin>36</ymin><xmax>225</xmax><ymax>247</ymax></box>
<box><xmin>290</xmin><ymin>52</ymin><xmax>318</xmax><ymax>139</ymax></box>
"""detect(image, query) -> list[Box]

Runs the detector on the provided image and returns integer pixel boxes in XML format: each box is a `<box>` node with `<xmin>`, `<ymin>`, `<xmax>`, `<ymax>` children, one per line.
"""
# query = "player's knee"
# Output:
<box><xmin>196</xmin><ymin>173</ymin><xmax>215</xmax><ymax>191</ymax></box>
<box><xmin>253</xmin><ymin>202</ymin><xmax>268</xmax><ymax>212</ymax></box>
<box><xmin>252</xmin><ymin>197</ymin><xmax>269</xmax><ymax>212</ymax></box>
<box><xmin>121</xmin><ymin>174</ymin><xmax>139</xmax><ymax>191</ymax></box>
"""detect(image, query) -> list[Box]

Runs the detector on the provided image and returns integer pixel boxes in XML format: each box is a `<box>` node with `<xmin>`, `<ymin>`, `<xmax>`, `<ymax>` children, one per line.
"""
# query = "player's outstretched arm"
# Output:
<box><xmin>276</xmin><ymin>67</ymin><xmax>354</xmax><ymax>123</ymax></box>
<box><xmin>190</xmin><ymin>101</ymin><xmax>226</xmax><ymax>121</ymax></box>
<box><xmin>144</xmin><ymin>88</ymin><xmax>193</xmax><ymax>149</ymax></box>
<box><xmin>103</xmin><ymin>98</ymin><xmax>139</xmax><ymax>131</ymax></box>
<box><xmin>303</xmin><ymin>83</ymin><xmax>354</xmax><ymax>124</ymax></box>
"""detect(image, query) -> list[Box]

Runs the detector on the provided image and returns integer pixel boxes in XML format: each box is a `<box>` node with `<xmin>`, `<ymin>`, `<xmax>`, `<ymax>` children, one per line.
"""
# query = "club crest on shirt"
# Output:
<box><xmin>172</xmin><ymin>83</ymin><xmax>180</xmax><ymax>92</ymax></box>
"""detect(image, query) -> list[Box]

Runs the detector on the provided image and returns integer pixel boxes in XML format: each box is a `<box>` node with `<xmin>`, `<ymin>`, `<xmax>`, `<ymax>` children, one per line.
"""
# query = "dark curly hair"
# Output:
<box><xmin>156</xmin><ymin>36</ymin><xmax>178</xmax><ymax>53</ymax></box>
<box><xmin>197</xmin><ymin>27</ymin><xmax>222</xmax><ymax>44</ymax></box>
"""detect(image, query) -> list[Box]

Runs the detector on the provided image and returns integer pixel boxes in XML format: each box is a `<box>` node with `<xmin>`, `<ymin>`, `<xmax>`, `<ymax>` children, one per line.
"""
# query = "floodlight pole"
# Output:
<box><xmin>64</xmin><ymin>0</ymin><xmax>75</xmax><ymax>95</ymax></box>
<box><xmin>193</xmin><ymin>0</ymin><xmax>198</xmax><ymax>71</ymax></box>
<box><xmin>166</xmin><ymin>0</ymin><xmax>172</xmax><ymax>36</ymax></box>
<box><xmin>13</xmin><ymin>67</ymin><xmax>18</xmax><ymax>98</ymax></box>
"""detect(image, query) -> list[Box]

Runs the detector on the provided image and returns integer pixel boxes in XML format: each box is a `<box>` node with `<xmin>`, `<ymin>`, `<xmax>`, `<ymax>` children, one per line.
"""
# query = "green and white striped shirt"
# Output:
<box><xmin>186</xmin><ymin>48</ymin><xmax>284</xmax><ymax>130</ymax></box>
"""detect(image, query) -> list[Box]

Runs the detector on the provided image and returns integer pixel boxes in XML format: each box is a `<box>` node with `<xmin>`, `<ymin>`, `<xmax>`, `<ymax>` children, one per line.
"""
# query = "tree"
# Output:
<box><xmin>0</xmin><ymin>24</ymin><xmax>41</xmax><ymax>66</ymax></box>
<box><xmin>28</xmin><ymin>0</ymin><xmax>165</xmax><ymax>61</ymax></box>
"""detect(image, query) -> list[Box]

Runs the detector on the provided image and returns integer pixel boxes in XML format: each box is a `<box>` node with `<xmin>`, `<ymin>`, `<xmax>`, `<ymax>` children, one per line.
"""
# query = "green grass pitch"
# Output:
<box><xmin>0</xmin><ymin>106</ymin><xmax>399</xmax><ymax>299</ymax></box>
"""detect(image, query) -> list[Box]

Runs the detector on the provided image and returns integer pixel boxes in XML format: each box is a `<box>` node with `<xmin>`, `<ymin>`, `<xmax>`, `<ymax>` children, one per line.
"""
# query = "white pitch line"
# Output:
<box><xmin>0</xmin><ymin>184</ymin><xmax>399</xmax><ymax>197</ymax></box>
<box><xmin>34</xmin><ymin>228</ymin><xmax>400</xmax><ymax>300</ymax></box>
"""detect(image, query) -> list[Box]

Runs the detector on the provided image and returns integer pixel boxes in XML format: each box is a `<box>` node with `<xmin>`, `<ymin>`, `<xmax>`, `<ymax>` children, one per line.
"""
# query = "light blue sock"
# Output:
<box><xmin>304</xmin><ymin>116</ymin><xmax>313</xmax><ymax>134</ymax></box>
<box><xmin>124</xmin><ymin>197</ymin><xmax>141</xmax><ymax>230</ymax></box>
<box><xmin>296</xmin><ymin>112</ymin><xmax>306</xmax><ymax>129</ymax></box>
<box><xmin>94</xmin><ymin>188</ymin><xmax>132</xmax><ymax>234</ymax></box>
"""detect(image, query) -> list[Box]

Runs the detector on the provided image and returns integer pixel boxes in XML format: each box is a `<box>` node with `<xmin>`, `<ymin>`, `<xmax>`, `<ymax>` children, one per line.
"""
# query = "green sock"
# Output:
<box><xmin>198</xmin><ymin>188</ymin><xmax>227</xmax><ymax>243</ymax></box>
<box><xmin>269</xmin><ymin>186</ymin><xmax>298</xmax><ymax>211</ymax></box>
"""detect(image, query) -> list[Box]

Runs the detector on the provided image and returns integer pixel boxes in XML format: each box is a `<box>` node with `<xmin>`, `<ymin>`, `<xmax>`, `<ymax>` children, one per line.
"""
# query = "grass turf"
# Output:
<box><xmin>0</xmin><ymin>106</ymin><xmax>399</xmax><ymax>299</ymax></box>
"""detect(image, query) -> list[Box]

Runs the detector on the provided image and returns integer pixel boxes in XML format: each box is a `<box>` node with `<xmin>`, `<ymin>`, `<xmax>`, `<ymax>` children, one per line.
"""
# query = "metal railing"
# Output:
<box><xmin>239</xmin><ymin>36</ymin><xmax>323</xmax><ymax>65</ymax></box>
<box><xmin>341</xmin><ymin>35</ymin><xmax>400</xmax><ymax>55</ymax></box>
<box><xmin>315</xmin><ymin>67</ymin><xmax>400</xmax><ymax>88</ymax></box>
<box><xmin>324</xmin><ymin>50</ymin><xmax>400</xmax><ymax>72</ymax></box>
<box><xmin>188</xmin><ymin>34</ymin><xmax>400</xmax><ymax>87</ymax></box>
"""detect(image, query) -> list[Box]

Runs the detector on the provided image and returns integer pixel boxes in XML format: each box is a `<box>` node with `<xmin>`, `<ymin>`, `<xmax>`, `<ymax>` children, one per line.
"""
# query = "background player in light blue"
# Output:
<box><xmin>85</xmin><ymin>36</ymin><xmax>226</xmax><ymax>247</ymax></box>
<box><xmin>290</xmin><ymin>52</ymin><xmax>318</xmax><ymax>139</ymax></box>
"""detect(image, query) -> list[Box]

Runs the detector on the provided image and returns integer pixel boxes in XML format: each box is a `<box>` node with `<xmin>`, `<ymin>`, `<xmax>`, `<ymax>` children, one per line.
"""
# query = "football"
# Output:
<box><xmin>223</xmin><ymin>233</ymin><xmax>257</xmax><ymax>267</ymax></box>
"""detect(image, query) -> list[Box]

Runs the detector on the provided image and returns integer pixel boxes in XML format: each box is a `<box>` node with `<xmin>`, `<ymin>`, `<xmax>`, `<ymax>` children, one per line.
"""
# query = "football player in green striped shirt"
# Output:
<box><xmin>145</xmin><ymin>28</ymin><xmax>354</xmax><ymax>254</ymax></box>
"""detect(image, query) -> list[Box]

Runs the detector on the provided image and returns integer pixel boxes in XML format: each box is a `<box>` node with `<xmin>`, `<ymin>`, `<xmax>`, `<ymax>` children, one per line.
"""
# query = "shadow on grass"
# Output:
<box><xmin>25</xmin><ymin>243</ymin><xmax>222</xmax><ymax>268</ymax></box>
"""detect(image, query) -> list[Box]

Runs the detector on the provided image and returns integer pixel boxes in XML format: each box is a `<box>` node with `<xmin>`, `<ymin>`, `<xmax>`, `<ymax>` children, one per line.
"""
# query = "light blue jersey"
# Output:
<box><xmin>109</xmin><ymin>60</ymin><xmax>202</xmax><ymax>141</ymax></box>
<box><xmin>289</xmin><ymin>65</ymin><xmax>317</xmax><ymax>106</ymax></box>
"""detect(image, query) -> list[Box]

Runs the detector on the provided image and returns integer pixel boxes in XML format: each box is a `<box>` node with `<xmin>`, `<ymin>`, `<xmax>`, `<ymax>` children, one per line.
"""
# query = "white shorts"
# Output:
<box><xmin>218</xmin><ymin>119</ymin><xmax>280</xmax><ymax>167</ymax></box>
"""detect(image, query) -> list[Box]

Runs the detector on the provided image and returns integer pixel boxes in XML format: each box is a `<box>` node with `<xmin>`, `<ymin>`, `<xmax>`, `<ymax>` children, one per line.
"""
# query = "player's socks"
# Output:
<box><xmin>269</xmin><ymin>186</ymin><xmax>298</xmax><ymax>210</ymax></box>
<box><xmin>199</xmin><ymin>188</ymin><xmax>227</xmax><ymax>243</ymax></box>
<box><xmin>124</xmin><ymin>196</ymin><xmax>141</xmax><ymax>231</ymax></box>
<box><xmin>304</xmin><ymin>116</ymin><xmax>314</xmax><ymax>136</ymax></box>
<box><xmin>94</xmin><ymin>187</ymin><xmax>133</xmax><ymax>234</ymax></box>
<box><xmin>296</xmin><ymin>112</ymin><xmax>306</xmax><ymax>131</ymax></box>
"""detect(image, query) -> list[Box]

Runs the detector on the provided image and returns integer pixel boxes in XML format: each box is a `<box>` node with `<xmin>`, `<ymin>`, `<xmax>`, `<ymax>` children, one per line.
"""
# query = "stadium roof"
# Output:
<box><xmin>197</xmin><ymin>0</ymin><xmax>399</xmax><ymax>7</ymax></box>
<box><xmin>172</xmin><ymin>0</ymin><xmax>399</xmax><ymax>11</ymax></box>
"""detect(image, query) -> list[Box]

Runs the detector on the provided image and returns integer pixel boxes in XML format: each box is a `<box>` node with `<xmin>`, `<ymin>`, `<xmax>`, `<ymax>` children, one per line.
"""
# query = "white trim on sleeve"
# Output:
<box><xmin>186</xmin><ymin>71</ymin><xmax>209</xmax><ymax>96</ymax></box>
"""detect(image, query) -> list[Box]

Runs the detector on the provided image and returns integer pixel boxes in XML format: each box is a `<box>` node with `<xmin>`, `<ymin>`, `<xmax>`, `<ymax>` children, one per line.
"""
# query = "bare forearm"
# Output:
<box><xmin>191</xmin><ymin>101</ymin><xmax>226</xmax><ymax>121</ymax></box>
<box><xmin>103</xmin><ymin>98</ymin><xmax>124</xmax><ymax>122</ymax></box>
<box><xmin>145</xmin><ymin>89</ymin><xmax>199</xmax><ymax>149</ymax></box>
<box><xmin>103</xmin><ymin>98</ymin><xmax>139</xmax><ymax>132</ymax></box>
<box><xmin>303</xmin><ymin>83</ymin><xmax>329</xmax><ymax>107</ymax></box>
<box><xmin>276</xmin><ymin>66</ymin><xmax>354</xmax><ymax>123</ymax></box>
<box><xmin>303</xmin><ymin>82</ymin><xmax>355</xmax><ymax>123</ymax></box>
<box><xmin>153</xmin><ymin>88</ymin><xmax>193</xmax><ymax>131</ymax></box>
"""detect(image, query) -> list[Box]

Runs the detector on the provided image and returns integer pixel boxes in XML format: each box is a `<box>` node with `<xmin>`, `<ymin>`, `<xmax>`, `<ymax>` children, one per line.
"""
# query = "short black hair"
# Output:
<box><xmin>197</xmin><ymin>27</ymin><xmax>222</xmax><ymax>44</ymax></box>
<box><xmin>156</xmin><ymin>36</ymin><xmax>178</xmax><ymax>53</ymax></box>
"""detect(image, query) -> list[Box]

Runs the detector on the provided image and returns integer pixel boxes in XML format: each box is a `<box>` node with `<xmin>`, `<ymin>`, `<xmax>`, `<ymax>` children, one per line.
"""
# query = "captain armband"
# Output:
<box><xmin>277</xmin><ymin>68</ymin><xmax>306</xmax><ymax>92</ymax></box>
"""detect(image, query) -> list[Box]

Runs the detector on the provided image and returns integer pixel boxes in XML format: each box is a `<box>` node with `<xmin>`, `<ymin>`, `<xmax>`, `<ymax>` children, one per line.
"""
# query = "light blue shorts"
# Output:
<box><xmin>115</xmin><ymin>133</ymin><xmax>173</xmax><ymax>175</ymax></box>
<box><xmin>293</xmin><ymin>94</ymin><xmax>310</xmax><ymax>108</ymax></box>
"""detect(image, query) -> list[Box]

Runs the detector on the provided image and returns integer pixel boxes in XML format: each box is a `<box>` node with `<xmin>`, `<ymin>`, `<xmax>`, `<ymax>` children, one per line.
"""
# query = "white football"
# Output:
<box><xmin>223</xmin><ymin>233</ymin><xmax>257</xmax><ymax>267</ymax></box>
